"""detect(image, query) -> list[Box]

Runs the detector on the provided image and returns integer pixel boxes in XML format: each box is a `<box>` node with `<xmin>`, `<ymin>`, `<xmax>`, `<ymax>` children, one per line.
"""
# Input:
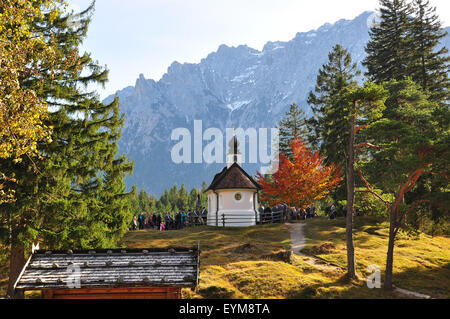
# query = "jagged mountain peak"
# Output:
<box><xmin>107</xmin><ymin>11</ymin><xmax>449</xmax><ymax>196</ymax></box>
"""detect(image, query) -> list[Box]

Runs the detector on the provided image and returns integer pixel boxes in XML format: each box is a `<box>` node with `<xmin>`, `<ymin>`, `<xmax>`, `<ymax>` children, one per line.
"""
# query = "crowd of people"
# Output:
<box><xmin>131</xmin><ymin>202</ymin><xmax>363</xmax><ymax>231</ymax></box>
<box><xmin>131</xmin><ymin>208</ymin><xmax>208</xmax><ymax>231</ymax></box>
<box><xmin>258</xmin><ymin>203</ymin><xmax>318</xmax><ymax>223</ymax></box>
<box><xmin>259</xmin><ymin>202</ymin><xmax>362</xmax><ymax>222</ymax></box>
<box><xmin>327</xmin><ymin>203</ymin><xmax>362</xmax><ymax>220</ymax></box>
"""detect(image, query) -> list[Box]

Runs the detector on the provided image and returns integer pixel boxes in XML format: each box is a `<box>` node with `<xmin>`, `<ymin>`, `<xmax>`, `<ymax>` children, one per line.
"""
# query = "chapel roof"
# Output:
<box><xmin>206</xmin><ymin>162</ymin><xmax>261</xmax><ymax>191</ymax></box>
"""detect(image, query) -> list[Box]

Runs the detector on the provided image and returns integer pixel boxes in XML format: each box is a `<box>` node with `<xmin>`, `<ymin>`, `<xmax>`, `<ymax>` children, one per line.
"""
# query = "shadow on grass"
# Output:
<box><xmin>286</xmin><ymin>273</ymin><xmax>399</xmax><ymax>299</ymax></box>
<box><xmin>287</xmin><ymin>262</ymin><xmax>450</xmax><ymax>299</ymax></box>
<box><xmin>199</xmin><ymin>285</ymin><xmax>238</xmax><ymax>299</ymax></box>
<box><xmin>393</xmin><ymin>263</ymin><xmax>450</xmax><ymax>298</ymax></box>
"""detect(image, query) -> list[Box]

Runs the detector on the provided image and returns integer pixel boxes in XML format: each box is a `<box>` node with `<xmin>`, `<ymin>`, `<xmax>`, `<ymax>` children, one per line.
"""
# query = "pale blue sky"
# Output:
<box><xmin>68</xmin><ymin>0</ymin><xmax>450</xmax><ymax>99</ymax></box>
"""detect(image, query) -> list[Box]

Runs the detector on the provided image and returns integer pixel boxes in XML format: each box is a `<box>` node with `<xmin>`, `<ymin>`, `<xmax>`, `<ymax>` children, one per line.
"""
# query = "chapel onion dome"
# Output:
<box><xmin>228</xmin><ymin>135</ymin><xmax>241</xmax><ymax>157</ymax></box>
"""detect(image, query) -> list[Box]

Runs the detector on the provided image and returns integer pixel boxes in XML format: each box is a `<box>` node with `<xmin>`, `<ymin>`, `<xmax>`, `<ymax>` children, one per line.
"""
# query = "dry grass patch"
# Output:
<box><xmin>302</xmin><ymin>216</ymin><xmax>450</xmax><ymax>298</ymax></box>
<box><xmin>120</xmin><ymin>224</ymin><xmax>291</xmax><ymax>267</ymax></box>
<box><xmin>120</xmin><ymin>222</ymin><xmax>426</xmax><ymax>298</ymax></box>
<box><xmin>2</xmin><ymin>217</ymin><xmax>445</xmax><ymax>299</ymax></box>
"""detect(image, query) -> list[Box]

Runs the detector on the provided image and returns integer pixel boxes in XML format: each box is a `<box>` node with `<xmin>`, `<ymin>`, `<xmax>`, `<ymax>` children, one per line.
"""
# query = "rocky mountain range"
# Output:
<box><xmin>104</xmin><ymin>11</ymin><xmax>450</xmax><ymax>197</ymax></box>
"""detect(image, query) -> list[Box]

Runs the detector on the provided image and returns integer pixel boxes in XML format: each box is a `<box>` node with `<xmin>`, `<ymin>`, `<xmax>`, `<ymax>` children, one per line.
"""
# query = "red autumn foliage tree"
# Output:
<box><xmin>256</xmin><ymin>137</ymin><xmax>343</xmax><ymax>208</ymax></box>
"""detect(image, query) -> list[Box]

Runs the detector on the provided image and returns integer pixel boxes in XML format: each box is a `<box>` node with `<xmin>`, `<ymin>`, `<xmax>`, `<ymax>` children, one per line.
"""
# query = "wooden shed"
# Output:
<box><xmin>13</xmin><ymin>247</ymin><xmax>199</xmax><ymax>299</ymax></box>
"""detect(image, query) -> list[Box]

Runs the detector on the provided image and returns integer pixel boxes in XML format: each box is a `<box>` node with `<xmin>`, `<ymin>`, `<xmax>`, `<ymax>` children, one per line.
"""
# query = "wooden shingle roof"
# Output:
<box><xmin>14</xmin><ymin>247</ymin><xmax>199</xmax><ymax>291</ymax></box>
<box><xmin>206</xmin><ymin>162</ymin><xmax>261</xmax><ymax>191</ymax></box>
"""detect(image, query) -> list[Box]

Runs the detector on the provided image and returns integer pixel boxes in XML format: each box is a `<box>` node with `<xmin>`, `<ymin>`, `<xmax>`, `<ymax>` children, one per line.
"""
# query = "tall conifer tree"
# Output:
<box><xmin>363</xmin><ymin>0</ymin><xmax>413</xmax><ymax>83</ymax></box>
<box><xmin>342</xmin><ymin>83</ymin><xmax>388</xmax><ymax>279</ymax></box>
<box><xmin>366</xmin><ymin>0</ymin><xmax>449</xmax><ymax>217</ymax></box>
<box><xmin>307</xmin><ymin>45</ymin><xmax>360</xmax><ymax>201</ymax></box>
<box><xmin>359</xmin><ymin>79</ymin><xmax>448</xmax><ymax>289</ymax></box>
<box><xmin>0</xmin><ymin>1</ymin><xmax>133</xmax><ymax>297</ymax></box>
<box><xmin>178</xmin><ymin>184</ymin><xmax>189</xmax><ymax>211</ymax></box>
<box><xmin>409</xmin><ymin>0</ymin><xmax>449</xmax><ymax>104</ymax></box>
<box><xmin>277</xmin><ymin>103</ymin><xmax>308</xmax><ymax>160</ymax></box>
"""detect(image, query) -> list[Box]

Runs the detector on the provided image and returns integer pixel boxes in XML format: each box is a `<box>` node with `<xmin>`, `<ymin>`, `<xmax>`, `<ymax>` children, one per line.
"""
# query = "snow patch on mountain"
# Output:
<box><xmin>227</xmin><ymin>100</ymin><xmax>252</xmax><ymax>111</ymax></box>
<box><xmin>105</xmin><ymin>11</ymin><xmax>450</xmax><ymax>196</ymax></box>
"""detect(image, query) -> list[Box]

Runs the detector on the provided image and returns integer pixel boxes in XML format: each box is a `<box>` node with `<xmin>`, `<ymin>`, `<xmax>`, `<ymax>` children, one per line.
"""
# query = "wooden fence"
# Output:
<box><xmin>145</xmin><ymin>210</ymin><xmax>292</xmax><ymax>230</ymax></box>
<box><xmin>217</xmin><ymin>211</ymin><xmax>284</xmax><ymax>227</ymax></box>
<box><xmin>258</xmin><ymin>211</ymin><xmax>284</xmax><ymax>224</ymax></box>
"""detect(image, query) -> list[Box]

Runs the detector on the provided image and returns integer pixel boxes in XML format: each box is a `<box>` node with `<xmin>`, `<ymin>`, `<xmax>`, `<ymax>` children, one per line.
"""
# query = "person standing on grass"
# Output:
<box><xmin>258</xmin><ymin>205</ymin><xmax>264</xmax><ymax>223</ymax></box>
<box><xmin>156</xmin><ymin>213</ymin><xmax>162</xmax><ymax>230</ymax></box>
<box><xmin>137</xmin><ymin>213</ymin><xmax>142</xmax><ymax>230</ymax></box>
<box><xmin>203</xmin><ymin>207</ymin><xmax>208</xmax><ymax>224</ymax></box>
<box><xmin>329</xmin><ymin>204</ymin><xmax>336</xmax><ymax>220</ymax></box>
<box><xmin>132</xmin><ymin>216</ymin><xmax>138</xmax><ymax>230</ymax></box>
<box><xmin>175</xmin><ymin>211</ymin><xmax>180</xmax><ymax>229</ymax></box>
<box><xmin>141</xmin><ymin>213</ymin><xmax>146</xmax><ymax>229</ymax></box>
<box><xmin>194</xmin><ymin>210</ymin><xmax>200</xmax><ymax>226</ymax></box>
<box><xmin>169</xmin><ymin>212</ymin><xmax>174</xmax><ymax>230</ymax></box>
<box><xmin>152</xmin><ymin>212</ymin><xmax>156</xmax><ymax>229</ymax></box>
<box><xmin>263</xmin><ymin>206</ymin><xmax>271</xmax><ymax>224</ymax></box>
<box><xmin>145</xmin><ymin>213</ymin><xmax>150</xmax><ymax>228</ymax></box>
<box><xmin>164</xmin><ymin>212</ymin><xmax>170</xmax><ymax>230</ymax></box>
<box><xmin>187</xmin><ymin>210</ymin><xmax>193</xmax><ymax>226</ymax></box>
<box><xmin>198</xmin><ymin>209</ymin><xmax>204</xmax><ymax>225</ymax></box>
<box><xmin>181</xmin><ymin>211</ymin><xmax>186</xmax><ymax>228</ymax></box>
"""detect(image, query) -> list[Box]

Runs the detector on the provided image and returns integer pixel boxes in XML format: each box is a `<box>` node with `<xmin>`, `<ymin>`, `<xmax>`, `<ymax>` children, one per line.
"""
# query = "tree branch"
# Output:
<box><xmin>394</xmin><ymin>200</ymin><xmax>432</xmax><ymax>236</ymax></box>
<box><xmin>355</xmin><ymin>142</ymin><xmax>381</xmax><ymax>150</ymax></box>
<box><xmin>354</xmin><ymin>124</ymin><xmax>369</xmax><ymax>134</ymax></box>
<box><xmin>358</xmin><ymin>170</ymin><xmax>390</xmax><ymax>205</ymax></box>
<box><xmin>392</xmin><ymin>167</ymin><xmax>427</xmax><ymax>214</ymax></box>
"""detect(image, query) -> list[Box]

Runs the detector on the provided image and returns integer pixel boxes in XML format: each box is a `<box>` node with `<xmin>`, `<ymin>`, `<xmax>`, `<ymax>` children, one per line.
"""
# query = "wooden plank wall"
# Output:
<box><xmin>41</xmin><ymin>287</ymin><xmax>181</xmax><ymax>299</ymax></box>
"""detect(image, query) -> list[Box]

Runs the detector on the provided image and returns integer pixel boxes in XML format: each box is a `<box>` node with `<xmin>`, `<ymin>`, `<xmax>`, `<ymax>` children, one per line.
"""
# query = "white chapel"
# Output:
<box><xmin>205</xmin><ymin>136</ymin><xmax>261</xmax><ymax>227</ymax></box>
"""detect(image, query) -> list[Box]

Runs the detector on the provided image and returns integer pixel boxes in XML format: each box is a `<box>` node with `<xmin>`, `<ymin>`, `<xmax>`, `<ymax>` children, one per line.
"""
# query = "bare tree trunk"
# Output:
<box><xmin>7</xmin><ymin>244</ymin><xmax>25</xmax><ymax>299</ymax></box>
<box><xmin>346</xmin><ymin>112</ymin><xmax>357</xmax><ymax>279</ymax></box>
<box><xmin>385</xmin><ymin>205</ymin><xmax>397</xmax><ymax>290</ymax></box>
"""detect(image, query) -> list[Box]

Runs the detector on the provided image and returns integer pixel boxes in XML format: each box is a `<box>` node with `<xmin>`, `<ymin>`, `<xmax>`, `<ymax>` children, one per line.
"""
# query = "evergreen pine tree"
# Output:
<box><xmin>129</xmin><ymin>186</ymin><xmax>141</xmax><ymax>216</ymax></box>
<box><xmin>365</xmin><ymin>0</ymin><xmax>450</xmax><ymax>215</ymax></box>
<box><xmin>307</xmin><ymin>44</ymin><xmax>360</xmax><ymax>170</ymax></box>
<box><xmin>160</xmin><ymin>189</ymin><xmax>169</xmax><ymax>207</ymax></box>
<box><xmin>178</xmin><ymin>184</ymin><xmax>189</xmax><ymax>211</ymax></box>
<box><xmin>359</xmin><ymin>79</ymin><xmax>448</xmax><ymax>289</ymax></box>
<box><xmin>138</xmin><ymin>189</ymin><xmax>151</xmax><ymax>212</ymax></box>
<box><xmin>409</xmin><ymin>0</ymin><xmax>449</xmax><ymax>104</ymax></box>
<box><xmin>277</xmin><ymin>103</ymin><xmax>308</xmax><ymax>160</ymax></box>
<box><xmin>1</xmin><ymin>2</ymin><xmax>133</xmax><ymax>297</ymax></box>
<box><xmin>363</xmin><ymin>0</ymin><xmax>413</xmax><ymax>83</ymax></box>
<box><xmin>200</xmin><ymin>181</ymin><xmax>208</xmax><ymax>209</ymax></box>
<box><xmin>189</xmin><ymin>188</ymin><xmax>198</xmax><ymax>210</ymax></box>
<box><xmin>343</xmin><ymin>82</ymin><xmax>388</xmax><ymax>279</ymax></box>
<box><xmin>168</xmin><ymin>185</ymin><xmax>179</xmax><ymax>209</ymax></box>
